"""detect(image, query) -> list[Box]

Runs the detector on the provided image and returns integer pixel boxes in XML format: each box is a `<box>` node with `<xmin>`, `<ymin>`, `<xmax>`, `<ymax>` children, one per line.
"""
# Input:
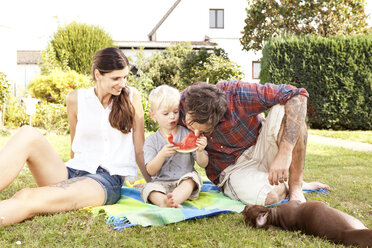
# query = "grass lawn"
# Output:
<box><xmin>0</xmin><ymin>132</ymin><xmax>371</xmax><ymax>247</ymax></box>
<box><xmin>309</xmin><ymin>129</ymin><xmax>372</xmax><ymax>144</ymax></box>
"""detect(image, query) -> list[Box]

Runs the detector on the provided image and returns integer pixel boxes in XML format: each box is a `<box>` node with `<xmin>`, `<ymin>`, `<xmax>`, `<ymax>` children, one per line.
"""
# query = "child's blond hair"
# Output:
<box><xmin>148</xmin><ymin>85</ymin><xmax>180</xmax><ymax>112</ymax></box>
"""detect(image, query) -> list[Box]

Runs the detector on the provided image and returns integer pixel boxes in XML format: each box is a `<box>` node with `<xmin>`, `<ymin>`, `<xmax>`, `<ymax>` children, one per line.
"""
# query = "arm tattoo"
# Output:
<box><xmin>51</xmin><ymin>177</ymin><xmax>86</xmax><ymax>189</ymax></box>
<box><xmin>281</xmin><ymin>95</ymin><xmax>307</xmax><ymax>146</ymax></box>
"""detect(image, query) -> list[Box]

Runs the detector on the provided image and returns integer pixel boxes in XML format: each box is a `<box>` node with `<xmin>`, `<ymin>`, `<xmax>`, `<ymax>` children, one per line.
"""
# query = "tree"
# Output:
<box><xmin>47</xmin><ymin>22</ymin><xmax>114</xmax><ymax>74</ymax></box>
<box><xmin>181</xmin><ymin>47</ymin><xmax>229</xmax><ymax>85</ymax></box>
<box><xmin>241</xmin><ymin>0</ymin><xmax>369</xmax><ymax>51</ymax></box>
<box><xmin>39</xmin><ymin>45</ymin><xmax>70</xmax><ymax>75</ymax></box>
<box><xmin>191</xmin><ymin>54</ymin><xmax>244</xmax><ymax>84</ymax></box>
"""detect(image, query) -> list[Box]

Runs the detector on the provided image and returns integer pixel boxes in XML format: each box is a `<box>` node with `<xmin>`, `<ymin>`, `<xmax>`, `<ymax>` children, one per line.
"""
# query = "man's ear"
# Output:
<box><xmin>256</xmin><ymin>212</ymin><xmax>269</xmax><ymax>228</ymax></box>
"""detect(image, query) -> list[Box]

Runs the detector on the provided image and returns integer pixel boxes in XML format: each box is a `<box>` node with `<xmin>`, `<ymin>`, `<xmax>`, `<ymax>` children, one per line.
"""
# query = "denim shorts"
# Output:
<box><xmin>67</xmin><ymin>166</ymin><xmax>123</xmax><ymax>205</ymax></box>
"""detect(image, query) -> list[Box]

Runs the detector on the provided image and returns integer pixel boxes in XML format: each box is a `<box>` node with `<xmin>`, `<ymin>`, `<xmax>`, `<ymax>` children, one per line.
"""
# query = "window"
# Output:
<box><xmin>252</xmin><ymin>61</ymin><xmax>261</xmax><ymax>79</ymax></box>
<box><xmin>209</xmin><ymin>9</ymin><xmax>224</xmax><ymax>29</ymax></box>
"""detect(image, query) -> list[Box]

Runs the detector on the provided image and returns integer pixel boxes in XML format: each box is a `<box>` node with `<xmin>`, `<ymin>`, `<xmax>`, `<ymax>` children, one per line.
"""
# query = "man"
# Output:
<box><xmin>179</xmin><ymin>81</ymin><xmax>330</xmax><ymax>205</ymax></box>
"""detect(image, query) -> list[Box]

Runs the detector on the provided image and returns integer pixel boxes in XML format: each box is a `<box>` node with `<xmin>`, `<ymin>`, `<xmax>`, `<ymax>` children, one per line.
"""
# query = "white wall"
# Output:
<box><xmin>0</xmin><ymin>26</ymin><xmax>17</xmax><ymax>91</ymax></box>
<box><xmin>15</xmin><ymin>65</ymin><xmax>41</xmax><ymax>97</ymax></box>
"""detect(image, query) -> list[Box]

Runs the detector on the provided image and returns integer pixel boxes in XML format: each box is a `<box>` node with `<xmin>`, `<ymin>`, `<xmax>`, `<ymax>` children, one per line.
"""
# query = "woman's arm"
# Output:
<box><xmin>66</xmin><ymin>91</ymin><xmax>78</xmax><ymax>159</ymax></box>
<box><xmin>131</xmin><ymin>88</ymin><xmax>151</xmax><ymax>182</ymax></box>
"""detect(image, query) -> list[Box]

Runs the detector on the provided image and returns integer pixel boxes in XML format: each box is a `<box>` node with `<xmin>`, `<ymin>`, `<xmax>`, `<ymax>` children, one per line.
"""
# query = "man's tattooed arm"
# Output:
<box><xmin>281</xmin><ymin>95</ymin><xmax>307</xmax><ymax>146</ymax></box>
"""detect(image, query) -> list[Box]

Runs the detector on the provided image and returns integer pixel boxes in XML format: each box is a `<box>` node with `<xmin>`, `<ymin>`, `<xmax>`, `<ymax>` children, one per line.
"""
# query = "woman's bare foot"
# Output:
<box><xmin>164</xmin><ymin>193</ymin><xmax>183</xmax><ymax>208</ymax></box>
<box><xmin>302</xmin><ymin>181</ymin><xmax>331</xmax><ymax>191</ymax></box>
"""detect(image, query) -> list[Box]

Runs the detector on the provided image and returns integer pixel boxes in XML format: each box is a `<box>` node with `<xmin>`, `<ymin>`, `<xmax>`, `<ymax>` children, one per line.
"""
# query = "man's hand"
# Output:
<box><xmin>268</xmin><ymin>150</ymin><xmax>292</xmax><ymax>185</ymax></box>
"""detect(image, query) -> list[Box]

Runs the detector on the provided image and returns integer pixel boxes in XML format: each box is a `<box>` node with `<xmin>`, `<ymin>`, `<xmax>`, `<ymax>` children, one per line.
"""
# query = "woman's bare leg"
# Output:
<box><xmin>0</xmin><ymin>126</ymin><xmax>67</xmax><ymax>190</ymax></box>
<box><xmin>0</xmin><ymin>177</ymin><xmax>104</xmax><ymax>226</ymax></box>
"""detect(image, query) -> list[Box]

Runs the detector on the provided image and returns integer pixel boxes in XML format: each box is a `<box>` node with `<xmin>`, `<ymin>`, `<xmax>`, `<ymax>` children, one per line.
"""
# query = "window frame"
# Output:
<box><xmin>252</xmin><ymin>61</ymin><xmax>261</xmax><ymax>80</ymax></box>
<box><xmin>209</xmin><ymin>9</ymin><xmax>224</xmax><ymax>29</ymax></box>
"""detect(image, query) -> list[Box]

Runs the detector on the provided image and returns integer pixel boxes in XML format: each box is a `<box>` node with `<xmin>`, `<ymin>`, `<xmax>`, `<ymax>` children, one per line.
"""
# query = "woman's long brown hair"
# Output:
<box><xmin>92</xmin><ymin>47</ymin><xmax>134</xmax><ymax>134</ymax></box>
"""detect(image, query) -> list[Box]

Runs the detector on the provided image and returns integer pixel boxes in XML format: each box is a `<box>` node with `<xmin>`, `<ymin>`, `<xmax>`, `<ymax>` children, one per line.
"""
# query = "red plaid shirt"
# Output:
<box><xmin>179</xmin><ymin>80</ymin><xmax>309</xmax><ymax>185</ymax></box>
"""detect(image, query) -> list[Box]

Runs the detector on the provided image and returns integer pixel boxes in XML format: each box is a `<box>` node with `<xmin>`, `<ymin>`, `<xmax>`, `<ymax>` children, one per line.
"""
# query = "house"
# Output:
<box><xmin>118</xmin><ymin>0</ymin><xmax>261</xmax><ymax>82</ymax></box>
<box><xmin>4</xmin><ymin>0</ymin><xmax>261</xmax><ymax>96</ymax></box>
<box><xmin>16</xmin><ymin>50</ymin><xmax>41</xmax><ymax>96</ymax></box>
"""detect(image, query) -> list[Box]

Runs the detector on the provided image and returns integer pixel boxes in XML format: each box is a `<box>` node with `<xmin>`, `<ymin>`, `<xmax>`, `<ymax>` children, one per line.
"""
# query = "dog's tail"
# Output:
<box><xmin>341</xmin><ymin>229</ymin><xmax>372</xmax><ymax>248</ymax></box>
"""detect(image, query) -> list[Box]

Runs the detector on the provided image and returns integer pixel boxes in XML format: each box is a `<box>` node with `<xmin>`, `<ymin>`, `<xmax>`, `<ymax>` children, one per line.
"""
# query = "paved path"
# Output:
<box><xmin>308</xmin><ymin>134</ymin><xmax>372</xmax><ymax>153</ymax></box>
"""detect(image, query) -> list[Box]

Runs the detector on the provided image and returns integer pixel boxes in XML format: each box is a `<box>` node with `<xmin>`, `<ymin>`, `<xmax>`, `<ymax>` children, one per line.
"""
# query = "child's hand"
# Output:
<box><xmin>159</xmin><ymin>144</ymin><xmax>179</xmax><ymax>158</ymax></box>
<box><xmin>196</xmin><ymin>136</ymin><xmax>207</xmax><ymax>151</ymax></box>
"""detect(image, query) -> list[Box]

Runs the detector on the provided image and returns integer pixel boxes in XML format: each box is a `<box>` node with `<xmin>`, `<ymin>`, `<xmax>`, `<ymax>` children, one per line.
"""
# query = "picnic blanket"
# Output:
<box><xmin>88</xmin><ymin>180</ymin><xmax>328</xmax><ymax>230</ymax></box>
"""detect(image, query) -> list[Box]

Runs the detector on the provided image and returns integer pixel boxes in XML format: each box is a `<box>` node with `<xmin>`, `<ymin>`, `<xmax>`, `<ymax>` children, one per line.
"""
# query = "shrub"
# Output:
<box><xmin>33</xmin><ymin>103</ymin><xmax>68</xmax><ymax>134</ymax></box>
<box><xmin>144</xmin><ymin>44</ymin><xmax>192</xmax><ymax>90</ymax></box>
<box><xmin>0</xmin><ymin>72</ymin><xmax>11</xmax><ymax>128</ymax></box>
<box><xmin>137</xmin><ymin>44</ymin><xmax>242</xmax><ymax>90</ymax></box>
<box><xmin>260</xmin><ymin>34</ymin><xmax>372</xmax><ymax>130</ymax></box>
<box><xmin>4</xmin><ymin>96</ymin><xmax>28</xmax><ymax>127</ymax></box>
<box><xmin>28</xmin><ymin>69</ymin><xmax>93</xmax><ymax>105</ymax></box>
<box><xmin>4</xmin><ymin>96</ymin><xmax>69</xmax><ymax>134</ymax></box>
<box><xmin>39</xmin><ymin>46</ymin><xmax>70</xmax><ymax>75</ymax></box>
<box><xmin>48</xmin><ymin>21</ymin><xmax>114</xmax><ymax>75</ymax></box>
<box><xmin>195</xmin><ymin>54</ymin><xmax>244</xmax><ymax>84</ymax></box>
<box><xmin>127</xmin><ymin>55</ymin><xmax>158</xmax><ymax>132</ymax></box>
<box><xmin>181</xmin><ymin>47</ymin><xmax>229</xmax><ymax>85</ymax></box>
<box><xmin>0</xmin><ymin>72</ymin><xmax>11</xmax><ymax>105</ymax></box>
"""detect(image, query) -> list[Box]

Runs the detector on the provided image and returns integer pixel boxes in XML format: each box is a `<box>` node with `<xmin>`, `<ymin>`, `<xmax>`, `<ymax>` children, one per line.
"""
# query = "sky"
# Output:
<box><xmin>0</xmin><ymin>0</ymin><xmax>176</xmax><ymax>50</ymax></box>
<box><xmin>0</xmin><ymin>0</ymin><xmax>371</xmax><ymax>50</ymax></box>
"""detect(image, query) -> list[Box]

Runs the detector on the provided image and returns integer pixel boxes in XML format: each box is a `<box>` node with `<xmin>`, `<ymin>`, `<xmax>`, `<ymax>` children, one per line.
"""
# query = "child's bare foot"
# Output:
<box><xmin>164</xmin><ymin>193</ymin><xmax>183</xmax><ymax>208</ymax></box>
<box><xmin>303</xmin><ymin>181</ymin><xmax>331</xmax><ymax>191</ymax></box>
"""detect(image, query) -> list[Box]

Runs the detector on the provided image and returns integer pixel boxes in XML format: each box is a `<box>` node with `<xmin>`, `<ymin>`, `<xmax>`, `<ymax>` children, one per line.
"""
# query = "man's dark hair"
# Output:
<box><xmin>185</xmin><ymin>82</ymin><xmax>227</xmax><ymax>128</ymax></box>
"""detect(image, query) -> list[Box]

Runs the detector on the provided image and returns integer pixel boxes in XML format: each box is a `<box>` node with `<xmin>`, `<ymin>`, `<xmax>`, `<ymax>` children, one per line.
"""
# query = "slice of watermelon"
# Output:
<box><xmin>167</xmin><ymin>131</ymin><xmax>200</xmax><ymax>153</ymax></box>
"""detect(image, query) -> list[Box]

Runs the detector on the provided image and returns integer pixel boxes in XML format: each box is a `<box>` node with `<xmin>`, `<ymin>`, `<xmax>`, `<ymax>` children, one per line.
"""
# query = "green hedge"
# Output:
<box><xmin>260</xmin><ymin>34</ymin><xmax>372</xmax><ymax>130</ymax></box>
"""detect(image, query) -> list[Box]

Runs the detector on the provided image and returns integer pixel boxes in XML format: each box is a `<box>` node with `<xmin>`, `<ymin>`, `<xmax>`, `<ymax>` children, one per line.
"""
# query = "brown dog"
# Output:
<box><xmin>243</xmin><ymin>200</ymin><xmax>372</xmax><ymax>247</ymax></box>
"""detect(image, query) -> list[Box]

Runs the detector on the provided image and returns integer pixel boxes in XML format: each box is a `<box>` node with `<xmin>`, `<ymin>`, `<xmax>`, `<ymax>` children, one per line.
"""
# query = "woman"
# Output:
<box><xmin>0</xmin><ymin>47</ymin><xmax>150</xmax><ymax>225</ymax></box>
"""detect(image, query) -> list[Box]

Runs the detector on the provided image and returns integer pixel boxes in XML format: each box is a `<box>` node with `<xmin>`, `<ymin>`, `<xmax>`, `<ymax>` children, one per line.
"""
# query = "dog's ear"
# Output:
<box><xmin>242</xmin><ymin>205</ymin><xmax>253</xmax><ymax>226</ymax></box>
<box><xmin>256</xmin><ymin>211</ymin><xmax>269</xmax><ymax>228</ymax></box>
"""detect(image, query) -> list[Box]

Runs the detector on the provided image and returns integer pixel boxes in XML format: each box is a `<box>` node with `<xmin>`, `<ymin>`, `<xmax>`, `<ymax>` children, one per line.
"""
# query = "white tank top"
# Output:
<box><xmin>65</xmin><ymin>87</ymin><xmax>137</xmax><ymax>180</ymax></box>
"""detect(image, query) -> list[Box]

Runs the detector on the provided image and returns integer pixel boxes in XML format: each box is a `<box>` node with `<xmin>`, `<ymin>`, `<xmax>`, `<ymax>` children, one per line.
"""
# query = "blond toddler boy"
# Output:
<box><xmin>141</xmin><ymin>85</ymin><xmax>208</xmax><ymax>208</ymax></box>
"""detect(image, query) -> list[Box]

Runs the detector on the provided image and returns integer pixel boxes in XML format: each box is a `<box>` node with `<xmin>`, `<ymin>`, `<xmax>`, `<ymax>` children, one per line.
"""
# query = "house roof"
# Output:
<box><xmin>17</xmin><ymin>40</ymin><xmax>217</xmax><ymax>66</ymax></box>
<box><xmin>148</xmin><ymin>0</ymin><xmax>182</xmax><ymax>41</ymax></box>
<box><xmin>17</xmin><ymin>50</ymin><xmax>41</xmax><ymax>65</ymax></box>
<box><xmin>115</xmin><ymin>40</ymin><xmax>217</xmax><ymax>50</ymax></box>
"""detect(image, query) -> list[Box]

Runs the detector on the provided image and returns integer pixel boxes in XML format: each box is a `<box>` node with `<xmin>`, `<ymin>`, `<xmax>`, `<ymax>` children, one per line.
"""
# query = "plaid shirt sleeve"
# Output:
<box><xmin>217</xmin><ymin>80</ymin><xmax>309</xmax><ymax>115</ymax></box>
